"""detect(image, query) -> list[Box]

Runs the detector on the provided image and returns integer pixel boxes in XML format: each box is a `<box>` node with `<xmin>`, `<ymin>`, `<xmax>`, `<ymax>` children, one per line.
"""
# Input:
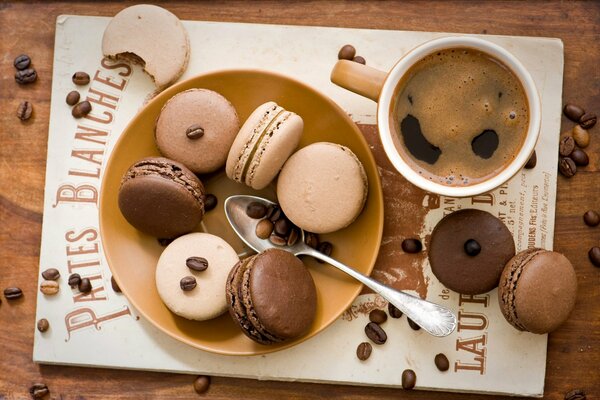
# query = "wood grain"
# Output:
<box><xmin>1</xmin><ymin>1</ymin><xmax>599</xmax><ymax>399</ymax></box>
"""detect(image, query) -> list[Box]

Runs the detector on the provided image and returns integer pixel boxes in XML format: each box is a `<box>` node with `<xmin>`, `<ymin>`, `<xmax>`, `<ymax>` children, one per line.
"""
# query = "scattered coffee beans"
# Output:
<box><xmin>14</xmin><ymin>54</ymin><xmax>31</xmax><ymax>70</ymax></box>
<box><xmin>316</xmin><ymin>241</ymin><xmax>333</xmax><ymax>263</ymax></box>
<box><xmin>402</xmin><ymin>238</ymin><xmax>422</xmax><ymax>253</ymax></box>
<box><xmin>287</xmin><ymin>229</ymin><xmax>299</xmax><ymax>246</ymax></box>
<box><xmin>401</xmin><ymin>369</ymin><xmax>417</xmax><ymax>390</ymax></box>
<box><xmin>68</xmin><ymin>273</ymin><xmax>81</xmax><ymax>288</ymax></box>
<box><xmin>255</xmin><ymin>219</ymin><xmax>274</xmax><ymax>239</ymax></box>
<box><xmin>588</xmin><ymin>247</ymin><xmax>600</xmax><ymax>267</ymax></box>
<box><xmin>407</xmin><ymin>317</ymin><xmax>421</xmax><ymax>331</ymax></box>
<box><xmin>186</xmin><ymin>124</ymin><xmax>204</xmax><ymax>139</ymax></box>
<box><xmin>79</xmin><ymin>277</ymin><xmax>92</xmax><ymax>293</ymax></box>
<box><xmin>4</xmin><ymin>287</ymin><xmax>23</xmax><ymax>300</ymax></box>
<box><xmin>41</xmin><ymin>268</ymin><xmax>60</xmax><ymax>281</ymax></box>
<box><xmin>111</xmin><ymin>276</ymin><xmax>122</xmax><ymax>293</ymax></box>
<box><xmin>17</xmin><ymin>100</ymin><xmax>33</xmax><ymax>121</ymax></box>
<box><xmin>559</xmin><ymin>157</ymin><xmax>576</xmax><ymax>178</ymax></box>
<box><xmin>29</xmin><ymin>383</ymin><xmax>50</xmax><ymax>399</ymax></box>
<box><xmin>579</xmin><ymin>113</ymin><xmax>597</xmax><ymax>129</ymax></box>
<box><xmin>583</xmin><ymin>210</ymin><xmax>600</xmax><ymax>227</ymax></box>
<box><xmin>72</xmin><ymin>71</ymin><xmax>90</xmax><ymax>85</ymax></box>
<box><xmin>203</xmin><ymin>194</ymin><xmax>217</xmax><ymax>211</ymax></box>
<box><xmin>37</xmin><ymin>318</ymin><xmax>50</xmax><ymax>333</ymax></box>
<box><xmin>563</xmin><ymin>104</ymin><xmax>585</xmax><ymax>122</ymax></box>
<box><xmin>269</xmin><ymin>234</ymin><xmax>287</xmax><ymax>246</ymax></box>
<box><xmin>193</xmin><ymin>375</ymin><xmax>211</xmax><ymax>394</ymax></box>
<box><xmin>559</xmin><ymin>136</ymin><xmax>575</xmax><ymax>157</ymax></box>
<box><xmin>434</xmin><ymin>353</ymin><xmax>450</xmax><ymax>371</ymax></box>
<box><xmin>305</xmin><ymin>232</ymin><xmax>320</xmax><ymax>249</ymax></box>
<box><xmin>570</xmin><ymin>149</ymin><xmax>589</xmax><ymax>166</ymax></box>
<box><xmin>353</xmin><ymin>55</ymin><xmax>366</xmax><ymax>65</ymax></box>
<box><xmin>464</xmin><ymin>239</ymin><xmax>481</xmax><ymax>256</ymax></box>
<box><xmin>369</xmin><ymin>309</ymin><xmax>387</xmax><ymax>324</ymax></box>
<box><xmin>40</xmin><ymin>280</ymin><xmax>59</xmax><ymax>295</ymax></box>
<box><xmin>572</xmin><ymin>125</ymin><xmax>590</xmax><ymax>148</ymax></box>
<box><xmin>388</xmin><ymin>302</ymin><xmax>403</xmax><ymax>318</ymax></box>
<box><xmin>180</xmin><ymin>276</ymin><xmax>197</xmax><ymax>291</ymax></box>
<box><xmin>72</xmin><ymin>100</ymin><xmax>92</xmax><ymax>118</ymax></box>
<box><xmin>356</xmin><ymin>342</ymin><xmax>373</xmax><ymax>361</ymax></box>
<box><xmin>186</xmin><ymin>256</ymin><xmax>209</xmax><ymax>271</ymax></box>
<box><xmin>338</xmin><ymin>44</ymin><xmax>356</xmax><ymax>60</ymax></box>
<box><xmin>15</xmin><ymin>68</ymin><xmax>37</xmax><ymax>84</ymax></box>
<box><xmin>66</xmin><ymin>90</ymin><xmax>80</xmax><ymax>106</ymax></box>
<box><xmin>274</xmin><ymin>218</ymin><xmax>291</xmax><ymax>237</ymax></box>
<box><xmin>564</xmin><ymin>389</ymin><xmax>587</xmax><ymax>400</ymax></box>
<box><xmin>246</xmin><ymin>202</ymin><xmax>267</xmax><ymax>219</ymax></box>
<box><xmin>364</xmin><ymin>321</ymin><xmax>387</xmax><ymax>345</ymax></box>
<box><xmin>524</xmin><ymin>151</ymin><xmax>537</xmax><ymax>169</ymax></box>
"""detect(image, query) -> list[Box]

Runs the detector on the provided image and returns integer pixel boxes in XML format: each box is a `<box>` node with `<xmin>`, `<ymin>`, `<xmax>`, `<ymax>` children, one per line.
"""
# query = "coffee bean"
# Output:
<box><xmin>401</xmin><ymin>369</ymin><xmax>417</xmax><ymax>390</ymax></box>
<box><xmin>563</xmin><ymin>104</ymin><xmax>585</xmax><ymax>122</ymax></box>
<box><xmin>72</xmin><ymin>100</ymin><xmax>92</xmax><ymax>118</ymax></box>
<box><xmin>246</xmin><ymin>202</ymin><xmax>268</xmax><ymax>219</ymax></box>
<box><xmin>265</xmin><ymin>205</ymin><xmax>277</xmax><ymax>220</ymax></box>
<box><xmin>14</xmin><ymin>54</ymin><xmax>31</xmax><ymax>70</ymax></box>
<box><xmin>364</xmin><ymin>321</ymin><xmax>387</xmax><ymax>345</ymax></box>
<box><xmin>356</xmin><ymin>342</ymin><xmax>372</xmax><ymax>361</ymax></box>
<box><xmin>572</xmin><ymin>125</ymin><xmax>590</xmax><ymax>148</ymax></box>
<box><xmin>186</xmin><ymin>256</ymin><xmax>209</xmax><ymax>271</ymax></box>
<box><xmin>369</xmin><ymin>309</ymin><xmax>387</xmax><ymax>324</ymax></box>
<box><xmin>559</xmin><ymin>136</ymin><xmax>575</xmax><ymax>157</ymax></box>
<box><xmin>434</xmin><ymin>353</ymin><xmax>450</xmax><ymax>371</ymax></box>
<box><xmin>17</xmin><ymin>101</ymin><xmax>33</xmax><ymax>121</ymax></box>
<box><xmin>570</xmin><ymin>149</ymin><xmax>589</xmax><ymax>166</ymax></box>
<box><xmin>287</xmin><ymin>228</ymin><xmax>299</xmax><ymax>246</ymax></box>
<box><xmin>524</xmin><ymin>150</ymin><xmax>537</xmax><ymax>169</ymax></box>
<box><xmin>37</xmin><ymin>318</ymin><xmax>50</xmax><ymax>333</ymax></box>
<box><xmin>316</xmin><ymin>241</ymin><xmax>333</xmax><ymax>263</ymax></box>
<box><xmin>353</xmin><ymin>56</ymin><xmax>366</xmax><ymax>65</ymax></box>
<box><xmin>268</xmin><ymin>206</ymin><xmax>282</xmax><ymax>222</ymax></box>
<box><xmin>338</xmin><ymin>44</ymin><xmax>356</xmax><ymax>60</ymax></box>
<box><xmin>40</xmin><ymin>280</ymin><xmax>59</xmax><ymax>296</ymax></box>
<box><xmin>402</xmin><ymin>238</ymin><xmax>422</xmax><ymax>253</ymax></box>
<box><xmin>180</xmin><ymin>276</ymin><xmax>197</xmax><ymax>291</ymax></box>
<box><xmin>559</xmin><ymin>157</ymin><xmax>576</xmax><ymax>178</ymax></box>
<box><xmin>72</xmin><ymin>71</ymin><xmax>90</xmax><ymax>85</ymax></box>
<box><xmin>588</xmin><ymin>247</ymin><xmax>600</xmax><ymax>267</ymax></box>
<box><xmin>255</xmin><ymin>219</ymin><xmax>274</xmax><ymax>239</ymax></box>
<box><xmin>186</xmin><ymin>124</ymin><xmax>204</xmax><ymax>139</ymax></box>
<box><xmin>78</xmin><ymin>277</ymin><xmax>92</xmax><ymax>293</ymax></box>
<box><xmin>66</xmin><ymin>90</ymin><xmax>80</xmax><ymax>106</ymax></box>
<box><xmin>4</xmin><ymin>287</ymin><xmax>23</xmax><ymax>300</ymax></box>
<box><xmin>274</xmin><ymin>218</ymin><xmax>291</xmax><ymax>237</ymax></box>
<box><xmin>203</xmin><ymin>194</ymin><xmax>217</xmax><ymax>211</ymax></box>
<box><xmin>464</xmin><ymin>239</ymin><xmax>481</xmax><ymax>256</ymax></box>
<box><xmin>41</xmin><ymin>268</ymin><xmax>60</xmax><ymax>281</ymax></box>
<box><xmin>111</xmin><ymin>276</ymin><xmax>121</xmax><ymax>293</ymax></box>
<box><xmin>269</xmin><ymin>234</ymin><xmax>287</xmax><ymax>246</ymax></box>
<box><xmin>193</xmin><ymin>375</ymin><xmax>211</xmax><ymax>394</ymax></box>
<box><xmin>583</xmin><ymin>210</ymin><xmax>600</xmax><ymax>227</ymax></box>
<box><xmin>157</xmin><ymin>238</ymin><xmax>174</xmax><ymax>247</ymax></box>
<box><xmin>579</xmin><ymin>113</ymin><xmax>597</xmax><ymax>129</ymax></box>
<box><xmin>68</xmin><ymin>273</ymin><xmax>81</xmax><ymax>288</ymax></box>
<box><xmin>564</xmin><ymin>389</ymin><xmax>587</xmax><ymax>400</ymax></box>
<box><xmin>15</xmin><ymin>68</ymin><xmax>37</xmax><ymax>84</ymax></box>
<box><xmin>407</xmin><ymin>317</ymin><xmax>421</xmax><ymax>331</ymax></box>
<box><xmin>29</xmin><ymin>383</ymin><xmax>49</xmax><ymax>399</ymax></box>
<box><xmin>388</xmin><ymin>302</ymin><xmax>403</xmax><ymax>318</ymax></box>
<box><xmin>305</xmin><ymin>232</ymin><xmax>320</xmax><ymax>249</ymax></box>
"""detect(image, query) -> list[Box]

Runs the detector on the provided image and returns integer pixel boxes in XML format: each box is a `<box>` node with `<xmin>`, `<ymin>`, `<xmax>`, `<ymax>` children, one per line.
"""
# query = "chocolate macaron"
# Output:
<box><xmin>226</xmin><ymin>248</ymin><xmax>317</xmax><ymax>345</ymax></box>
<box><xmin>118</xmin><ymin>157</ymin><xmax>205</xmax><ymax>238</ymax></box>
<box><xmin>498</xmin><ymin>248</ymin><xmax>577</xmax><ymax>334</ymax></box>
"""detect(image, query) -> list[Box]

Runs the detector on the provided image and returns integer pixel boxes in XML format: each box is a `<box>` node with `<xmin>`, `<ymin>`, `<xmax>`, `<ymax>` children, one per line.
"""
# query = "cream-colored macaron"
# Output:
<box><xmin>102</xmin><ymin>4</ymin><xmax>190</xmax><ymax>90</ymax></box>
<box><xmin>155</xmin><ymin>233</ymin><xmax>239</xmax><ymax>321</ymax></box>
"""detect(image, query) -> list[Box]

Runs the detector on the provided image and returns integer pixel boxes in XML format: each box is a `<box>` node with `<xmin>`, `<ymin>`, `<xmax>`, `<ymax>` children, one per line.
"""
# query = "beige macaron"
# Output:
<box><xmin>102</xmin><ymin>4</ymin><xmax>190</xmax><ymax>90</ymax></box>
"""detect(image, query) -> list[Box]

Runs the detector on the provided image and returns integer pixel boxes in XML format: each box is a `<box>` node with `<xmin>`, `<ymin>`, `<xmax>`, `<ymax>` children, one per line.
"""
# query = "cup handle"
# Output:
<box><xmin>330</xmin><ymin>60</ymin><xmax>387</xmax><ymax>102</ymax></box>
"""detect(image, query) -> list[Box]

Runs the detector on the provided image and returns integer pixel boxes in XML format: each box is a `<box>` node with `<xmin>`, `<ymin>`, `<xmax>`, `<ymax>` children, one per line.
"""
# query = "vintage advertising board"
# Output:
<box><xmin>34</xmin><ymin>15</ymin><xmax>563</xmax><ymax>397</ymax></box>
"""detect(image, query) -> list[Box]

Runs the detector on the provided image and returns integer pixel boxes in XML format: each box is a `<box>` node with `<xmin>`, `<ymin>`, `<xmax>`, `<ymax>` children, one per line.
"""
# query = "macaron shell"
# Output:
<box><xmin>156</xmin><ymin>89</ymin><xmax>240</xmax><ymax>174</ymax></box>
<box><xmin>156</xmin><ymin>233</ymin><xmax>239</xmax><ymax>321</ymax></box>
<box><xmin>277</xmin><ymin>142</ymin><xmax>368</xmax><ymax>234</ymax></box>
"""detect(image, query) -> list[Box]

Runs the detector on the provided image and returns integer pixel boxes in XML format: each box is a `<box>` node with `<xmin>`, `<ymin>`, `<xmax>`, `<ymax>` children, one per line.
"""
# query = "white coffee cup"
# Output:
<box><xmin>331</xmin><ymin>36</ymin><xmax>541</xmax><ymax>197</ymax></box>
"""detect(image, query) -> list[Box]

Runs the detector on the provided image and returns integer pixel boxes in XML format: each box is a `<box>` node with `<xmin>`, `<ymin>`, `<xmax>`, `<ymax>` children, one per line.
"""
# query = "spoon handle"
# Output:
<box><xmin>300</xmin><ymin>248</ymin><xmax>457</xmax><ymax>337</ymax></box>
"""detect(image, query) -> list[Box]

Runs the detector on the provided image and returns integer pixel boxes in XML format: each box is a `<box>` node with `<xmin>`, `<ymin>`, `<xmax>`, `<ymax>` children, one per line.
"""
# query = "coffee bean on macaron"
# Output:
<box><xmin>180</xmin><ymin>276</ymin><xmax>197</xmax><ymax>291</ymax></box>
<box><xmin>583</xmin><ymin>210</ymin><xmax>600</xmax><ymax>227</ymax></box>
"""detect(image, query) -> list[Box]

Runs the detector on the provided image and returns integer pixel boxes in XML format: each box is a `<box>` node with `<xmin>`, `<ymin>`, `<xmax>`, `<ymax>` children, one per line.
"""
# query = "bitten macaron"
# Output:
<box><xmin>498</xmin><ymin>248</ymin><xmax>577</xmax><ymax>334</ymax></box>
<box><xmin>226</xmin><ymin>248</ymin><xmax>317</xmax><ymax>345</ymax></box>
<box><xmin>277</xmin><ymin>142</ymin><xmax>368</xmax><ymax>234</ymax></box>
<box><xmin>118</xmin><ymin>157</ymin><xmax>205</xmax><ymax>238</ymax></box>
<box><xmin>226</xmin><ymin>102</ymin><xmax>303</xmax><ymax>190</ymax></box>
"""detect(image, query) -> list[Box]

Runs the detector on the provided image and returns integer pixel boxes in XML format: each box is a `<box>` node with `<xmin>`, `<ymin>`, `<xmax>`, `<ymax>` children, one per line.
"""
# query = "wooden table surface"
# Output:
<box><xmin>1</xmin><ymin>1</ymin><xmax>599</xmax><ymax>399</ymax></box>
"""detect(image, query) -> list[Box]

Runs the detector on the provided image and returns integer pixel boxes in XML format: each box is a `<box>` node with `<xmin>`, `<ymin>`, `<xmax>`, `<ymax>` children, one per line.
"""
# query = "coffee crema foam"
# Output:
<box><xmin>390</xmin><ymin>47</ymin><xmax>529</xmax><ymax>186</ymax></box>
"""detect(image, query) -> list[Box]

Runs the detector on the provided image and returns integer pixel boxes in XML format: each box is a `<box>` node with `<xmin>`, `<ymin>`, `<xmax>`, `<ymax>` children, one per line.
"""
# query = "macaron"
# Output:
<box><xmin>102</xmin><ymin>4</ymin><xmax>190</xmax><ymax>90</ymax></box>
<box><xmin>156</xmin><ymin>233</ymin><xmax>239</xmax><ymax>321</ymax></box>
<box><xmin>155</xmin><ymin>89</ymin><xmax>240</xmax><ymax>174</ymax></box>
<box><xmin>226</xmin><ymin>102</ymin><xmax>303</xmax><ymax>190</ymax></box>
<box><xmin>226</xmin><ymin>248</ymin><xmax>317</xmax><ymax>345</ymax></box>
<box><xmin>118</xmin><ymin>157</ymin><xmax>205</xmax><ymax>238</ymax></box>
<box><xmin>428</xmin><ymin>209</ymin><xmax>515</xmax><ymax>295</ymax></box>
<box><xmin>276</xmin><ymin>142</ymin><xmax>368</xmax><ymax>234</ymax></box>
<box><xmin>498</xmin><ymin>248</ymin><xmax>577</xmax><ymax>334</ymax></box>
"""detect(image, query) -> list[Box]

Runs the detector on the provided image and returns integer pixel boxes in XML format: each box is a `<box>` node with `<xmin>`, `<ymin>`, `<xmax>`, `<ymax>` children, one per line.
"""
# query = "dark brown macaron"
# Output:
<box><xmin>118</xmin><ymin>157</ymin><xmax>205</xmax><ymax>238</ymax></box>
<box><xmin>226</xmin><ymin>248</ymin><xmax>317</xmax><ymax>345</ymax></box>
<box><xmin>429</xmin><ymin>209</ymin><xmax>515</xmax><ymax>295</ymax></box>
<box><xmin>498</xmin><ymin>248</ymin><xmax>577</xmax><ymax>334</ymax></box>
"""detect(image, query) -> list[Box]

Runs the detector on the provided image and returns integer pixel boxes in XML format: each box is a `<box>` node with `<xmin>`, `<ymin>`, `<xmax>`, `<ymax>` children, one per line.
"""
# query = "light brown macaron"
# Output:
<box><xmin>155</xmin><ymin>89</ymin><xmax>240</xmax><ymax>174</ymax></box>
